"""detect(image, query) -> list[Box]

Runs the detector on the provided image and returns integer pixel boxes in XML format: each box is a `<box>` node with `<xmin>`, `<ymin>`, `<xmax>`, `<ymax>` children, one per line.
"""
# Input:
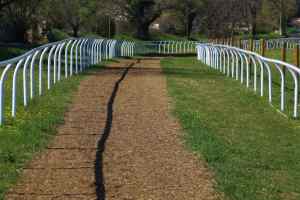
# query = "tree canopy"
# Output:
<box><xmin>0</xmin><ymin>0</ymin><xmax>298</xmax><ymax>43</ymax></box>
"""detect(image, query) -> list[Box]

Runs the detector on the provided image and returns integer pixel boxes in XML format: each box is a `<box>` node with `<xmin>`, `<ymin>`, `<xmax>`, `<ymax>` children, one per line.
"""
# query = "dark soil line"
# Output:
<box><xmin>95</xmin><ymin>62</ymin><xmax>134</xmax><ymax>200</ymax></box>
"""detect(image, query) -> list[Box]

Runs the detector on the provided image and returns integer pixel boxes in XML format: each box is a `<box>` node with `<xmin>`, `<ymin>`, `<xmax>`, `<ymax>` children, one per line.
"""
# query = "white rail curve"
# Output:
<box><xmin>0</xmin><ymin>38</ymin><xmax>198</xmax><ymax>126</ymax></box>
<box><xmin>196</xmin><ymin>43</ymin><xmax>300</xmax><ymax>118</ymax></box>
<box><xmin>0</xmin><ymin>38</ymin><xmax>135</xmax><ymax>125</ymax></box>
<box><xmin>241</xmin><ymin>38</ymin><xmax>300</xmax><ymax>50</ymax></box>
<box><xmin>137</xmin><ymin>41</ymin><xmax>197</xmax><ymax>55</ymax></box>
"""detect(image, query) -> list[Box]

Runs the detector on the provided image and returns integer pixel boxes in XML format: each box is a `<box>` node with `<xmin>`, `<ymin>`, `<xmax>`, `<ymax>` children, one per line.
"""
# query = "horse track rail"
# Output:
<box><xmin>0</xmin><ymin>38</ymin><xmax>198</xmax><ymax>126</ymax></box>
<box><xmin>2</xmin><ymin>35</ymin><xmax>299</xmax><ymax>125</ymax></box>
<box><xmin>197</xmin><ymin>43</ymin><xmax>300</xmax><ymax>118</ymax></box>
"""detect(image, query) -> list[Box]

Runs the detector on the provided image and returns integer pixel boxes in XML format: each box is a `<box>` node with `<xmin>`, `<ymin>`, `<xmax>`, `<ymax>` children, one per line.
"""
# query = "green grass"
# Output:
<box><xmin>0</xmin><ymin>47</ymin><xmax>27</xmax><ymax>61</ymax></box>
<box><xmin>0</xmin><ymin>64</ymin><xmax>105</xmax><ymax>200</ymax></box>
<box><xmin>242</xmin><ymin>48</ymin><xmax>297</xmax><ymax>115</ymax></box>
<box><xmin>265</xmin><ymin>49</ymin><xmax>295</xmax><ymax>64</ymax></box>
<box><xmin>161</xmin><ymin>57</ymin><xmax>300</xmax><ymax>200</ymax></box>
<box><xmin>150</xmin><ymin>32</ymin><xmax>188</xmax><ymax>41</ymax></box>
<box><xmin>114</xmin><ymin>33</ymin><xmax>142</xmax><ymax>42</ymax></box>
<box><xmin>114</xmin><ymin>32</ymin><xmax>190</xmax><ymax>41</ymax></box>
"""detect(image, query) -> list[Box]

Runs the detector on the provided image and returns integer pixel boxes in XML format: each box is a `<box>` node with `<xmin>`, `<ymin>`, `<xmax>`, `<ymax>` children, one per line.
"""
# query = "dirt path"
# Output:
<box><xmin>5</xmin><ymin>58</ymin><xmax>219</xmax><ymax>200</ymax></box>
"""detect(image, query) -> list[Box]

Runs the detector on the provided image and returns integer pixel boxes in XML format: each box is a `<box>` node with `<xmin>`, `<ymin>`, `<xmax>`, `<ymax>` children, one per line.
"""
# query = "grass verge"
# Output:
<box><xmin>247</xmin><ymin>48</ymin><xmax>297</xmax><ymax>115</ymax></box>
<box><xmin>0</xmin><ymin>47</ymin><xmax>27</xmax><ymax>61</ymax></box>
<box><xmin>161</xmin><ymin>57</ymin><xmax>300</xmax><ymax>200</ymax></box>
<box><xmin>265</xmin><ymin>49</ymin><xmax>294</xmax><ymax>64</ymax></box>
<box><xmin>0</xmin><ymin>64</ymin><xmax>104</xmax><ymax>200</ymax></box>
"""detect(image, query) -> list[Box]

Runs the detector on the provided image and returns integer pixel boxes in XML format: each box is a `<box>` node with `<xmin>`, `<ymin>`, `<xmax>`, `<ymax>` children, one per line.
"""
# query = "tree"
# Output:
<box><xmin>297</xmin><ymin>0</ymin><xmax>300</xmax><ymax>16</ymax></box>
<box><xmin>0</xmin><ymin>0</ymin><xmax>15</xmax><ymax>11</ymax></box>
<box><xmin>267</xmin><ymin>0</ymin><xmax>296</xmax><ymax>36</ymax></box>
<box><xmin>175</xmin><ymin>0</ymin><xmax>204</xmax><ymax>39</ymax></box>
<box><xmin>3</xmin><ymin>0</ymin><xmax>45</xmax><ymax>42</ymax></box>
<box><xmin>202</xmin><ymin>0</ymin><xmax>243</xmax><ymax>37</ymax></box>
<box><xmin>108</xmin><ymin>0</ymin><xmax>174</xmax><ymax>39</ymax></box>
<box><xmin>244</xmin><ymin>0</ymin><xmax>263</xmax><ymax>37</ymax></box>
<box><xmin>61</xmin><ymin>0</ymin><xmax>91</xmax><ymax>37</ymax></box>
<box><xmin>46</xmin><ymin>0</ymin><xmax>94</xmax><ymax>37</ymax></box>
<box><xmin>92</xmin><ymin>0</ymin><xmax>117</xmax><ymax>38</ymax></box>
<box><xmin>44</xmin><ymin>0</ymin><xmax>68</xmax><ymax>31</ymax></box>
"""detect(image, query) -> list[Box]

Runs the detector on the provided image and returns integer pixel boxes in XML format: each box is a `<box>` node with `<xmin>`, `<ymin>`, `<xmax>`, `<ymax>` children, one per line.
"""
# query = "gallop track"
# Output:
<box><xmin>5</xmin><ymin>58</ymin><xmax>218</xmax><ymax>200</ymax></box>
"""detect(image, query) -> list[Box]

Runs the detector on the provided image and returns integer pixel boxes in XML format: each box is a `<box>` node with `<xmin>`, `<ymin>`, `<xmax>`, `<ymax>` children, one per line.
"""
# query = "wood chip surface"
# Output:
<box><xmin>5</xmin><ymin>58</ymin><xmax>219</xmax><ymax>200</ymax></box>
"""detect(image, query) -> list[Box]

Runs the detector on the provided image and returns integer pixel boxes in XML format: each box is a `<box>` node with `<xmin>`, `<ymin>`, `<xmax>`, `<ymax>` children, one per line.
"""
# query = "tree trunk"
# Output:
<box><xmin>279</xmin><ymin>0</ymin><xmax>287</xmax><ymax>36</ymax></box>
<box><xmin>15</xmin><ymin>23</ymin><xmax>28</xmax><ymax>43</ymax></box>
<box><xmin>136</xmin><ymin>23</ymin><xmax>150</xmax><ymax>40</ymax></box>
<box><xmin>251</xmin><ymin>21</ymin><xmax>257</xmax><ymax>38</ymax></box>
<box><xmin>250</xmin><ymin>9</ymin><xmax>258</xmax><ymax>38</ymax></box>
<box><xmin>72</xmin><ymin>26</ymin><xmax>79</xmax><ymax>37</ymax></box>
<box><xmin>132</xmin><ymin>0</ymin><xmax>161</xmax><ymax>40</ymax></box>
<box><xmin>186</xmin><ymin>13</ymin><xmax>196</xmax><ymax>39</ymax></box>
<box><xmin>108</xmin><ymin>16</ymin><xmax>111</xmax><ymax>38</ymax></box>
<box><xmin>279</xmin><ymin>11</ymin><xmax>287</xmax><ymax>36</ymax></box>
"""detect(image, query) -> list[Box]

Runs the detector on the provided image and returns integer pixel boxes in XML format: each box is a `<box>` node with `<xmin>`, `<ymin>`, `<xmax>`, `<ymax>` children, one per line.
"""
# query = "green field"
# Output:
<box><xmin>162</xmin><ymin>57</ymin><xmax>300</xmax><ymax>200</ymax></box>
<box><xmin>265</xmin><ymin>49</ymin><xmax>295</xmax><ymax>64</ymax></box>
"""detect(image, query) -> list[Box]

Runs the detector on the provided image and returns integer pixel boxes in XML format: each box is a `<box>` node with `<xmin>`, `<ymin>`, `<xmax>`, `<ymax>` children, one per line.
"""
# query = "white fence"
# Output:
<box><xmin>137</xmin><ymin>41</ymin><xmax>198</xmax><ymax>55</ymax></box>
<box><xmin>241</xmin><ymin>38</ymin><xmax>300</xmax><ymax>51</ymax></box>
<box><xmin>0</xmin><ymin>37</ymin><xmax>199</xmax><ymax>126</ymax></box>
<box><xmin>197</xmin><ymin>43</ymin><xmax>300</xmax><ymax>118</ymax></box>
<box><xmin>0</xmin><ymin>38</ymin><xmax>135</xmax><ymax>125</ymax></box>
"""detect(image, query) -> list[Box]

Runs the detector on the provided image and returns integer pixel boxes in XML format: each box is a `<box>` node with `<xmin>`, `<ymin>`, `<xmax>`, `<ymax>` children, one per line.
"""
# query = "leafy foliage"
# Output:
<box><xmin>47</xmin><ymin>29</ymin><xmax>70</xmax><ymax>42</ymax></box>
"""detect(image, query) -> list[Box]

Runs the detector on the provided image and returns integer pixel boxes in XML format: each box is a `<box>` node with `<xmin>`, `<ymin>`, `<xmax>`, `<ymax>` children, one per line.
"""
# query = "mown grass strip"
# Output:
<box><xmin>265</xmin><ymin>49</ymin><xmax>294</xmax><ymax>64</ymax></box>
<box><xmin>0</xmin><ymin>64</ymin><xmax>104</xmax><ymax>200</ymax></box>
<box><xmin>161</xmin><ymin>57</ymin><xmax>300</xmax><ymax>200</ymax></box>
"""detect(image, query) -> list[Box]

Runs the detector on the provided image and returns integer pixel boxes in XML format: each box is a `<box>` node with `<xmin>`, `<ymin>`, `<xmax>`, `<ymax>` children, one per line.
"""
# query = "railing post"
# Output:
<box><xmin>295</xmin><ymin>44</ymin><xmax>300</xmax><ymax>101</ymax></box>
<box><xmin>30</xmin><ymin>50</ymin><xmax>40</xmax><ymax>99</ymax></box>
<box><xmin>294</xmin><ymin>44</ymin><xmax>300</xmax><ymax>67</ymax></box>
<box><xmin>80</xmin><ymin>39</ymin><xmax>87</xmax><ymax>70</ymax></box>
<box><xmin>248</xmin><ymin>39</ymin><xmax>254</xmax><ymax>82</ymax></box>
<box><xmin>0</xmin><ymin>64</ymin><xmax>12</xmax><ymax>125</ymax></box>
<box><xmin>260</xmin><ymin>39</ymin><xmax>266</xmax><ymax>56</ymax></box>
<box><xmin>47</xmin><ymin>45</ymin><xmax>56</xmax><ymax>90</ymax></box>
<box><xmin>70</xmin><ymin>40</ymin><xmax>78</xmax><ymax>77</ymax></box>
<box><xmin>39</xmin><ymin>47</ymin><xmax>49</xmax><ymax>95</ymax></box>
<box><xmin>239</xmin><ymin>38</ymin><xmax>242</xmax><ymax>49</ymax></box>
<box><xmin>250</xmin><ymin>39</ymin><xmax>254</xmax><ymax>52</ymax></box>
<box><xmin>12</xmin><ymin>60</ymin><xmax>24</xmax><ymax>118</ymax></box>
<box><xmin>58</xmin><ymin>43</ymin><xmax>65</xmax><ymax>80</ymax></box>
<box><xmin>282</xmin><ymin>42</ymin><xmax>287</xmax><ymax>77</ymax></box>
<box><xmin>75</xmin><ymin>40</ymin><xmax>82</xmax><ymax>74</ymax></box>
<box><xmin>64</xmin><ymin>40</ymin><xmax>73</xmax><ymax>78</ymax></box>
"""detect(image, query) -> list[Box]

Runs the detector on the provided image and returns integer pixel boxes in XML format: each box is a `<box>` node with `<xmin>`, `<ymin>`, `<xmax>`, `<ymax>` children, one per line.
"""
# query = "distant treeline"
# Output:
<box><xmin>0</xmin><ymin>0</ymin><xmax>298</xmax><ymax>43</ymax></box>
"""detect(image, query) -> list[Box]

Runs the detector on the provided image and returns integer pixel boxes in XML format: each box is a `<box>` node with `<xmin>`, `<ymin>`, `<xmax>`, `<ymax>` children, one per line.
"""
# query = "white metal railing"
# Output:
<box><xmin>137</xmin><ymin>41</ymin><xmax>198</xmax><ymax>55</ymax></box>
<box><xmin>0</xmin><ymin>38</ymin><xmax>135</xmax><ymax>125</ymax></box>
<box><xmin>241</xmin><ymin>38</ymin><xmax>300</xmax><ymax>51</ymax></box>
<box><xmin>0</xmin><ymin>38</ymin><xmax>199</xmax><ymax>125</ymax></box>
<box><xmin>197</xmin><ymin>43</ymin><xmax>300</xmax><ymax>118</ymax></box>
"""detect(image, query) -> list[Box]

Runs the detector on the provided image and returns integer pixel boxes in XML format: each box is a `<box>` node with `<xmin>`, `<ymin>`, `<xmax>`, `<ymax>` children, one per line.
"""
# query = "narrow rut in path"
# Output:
<box><xmin>5</xmin><ymin>58</ymin><xmax>219</xmax><ymax>200</ymax></box>
<box><xmin>95</xmin><ymin>63</ymin><xmax>134</xmax><ymax>200</ymax></box>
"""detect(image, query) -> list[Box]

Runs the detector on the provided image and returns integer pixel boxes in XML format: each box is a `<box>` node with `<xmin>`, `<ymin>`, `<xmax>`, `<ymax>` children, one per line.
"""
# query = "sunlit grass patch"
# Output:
<box><xmin>162</xmin><ymin>56</ymin><xmax>300</xmax><ymax>200</ymax></box>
